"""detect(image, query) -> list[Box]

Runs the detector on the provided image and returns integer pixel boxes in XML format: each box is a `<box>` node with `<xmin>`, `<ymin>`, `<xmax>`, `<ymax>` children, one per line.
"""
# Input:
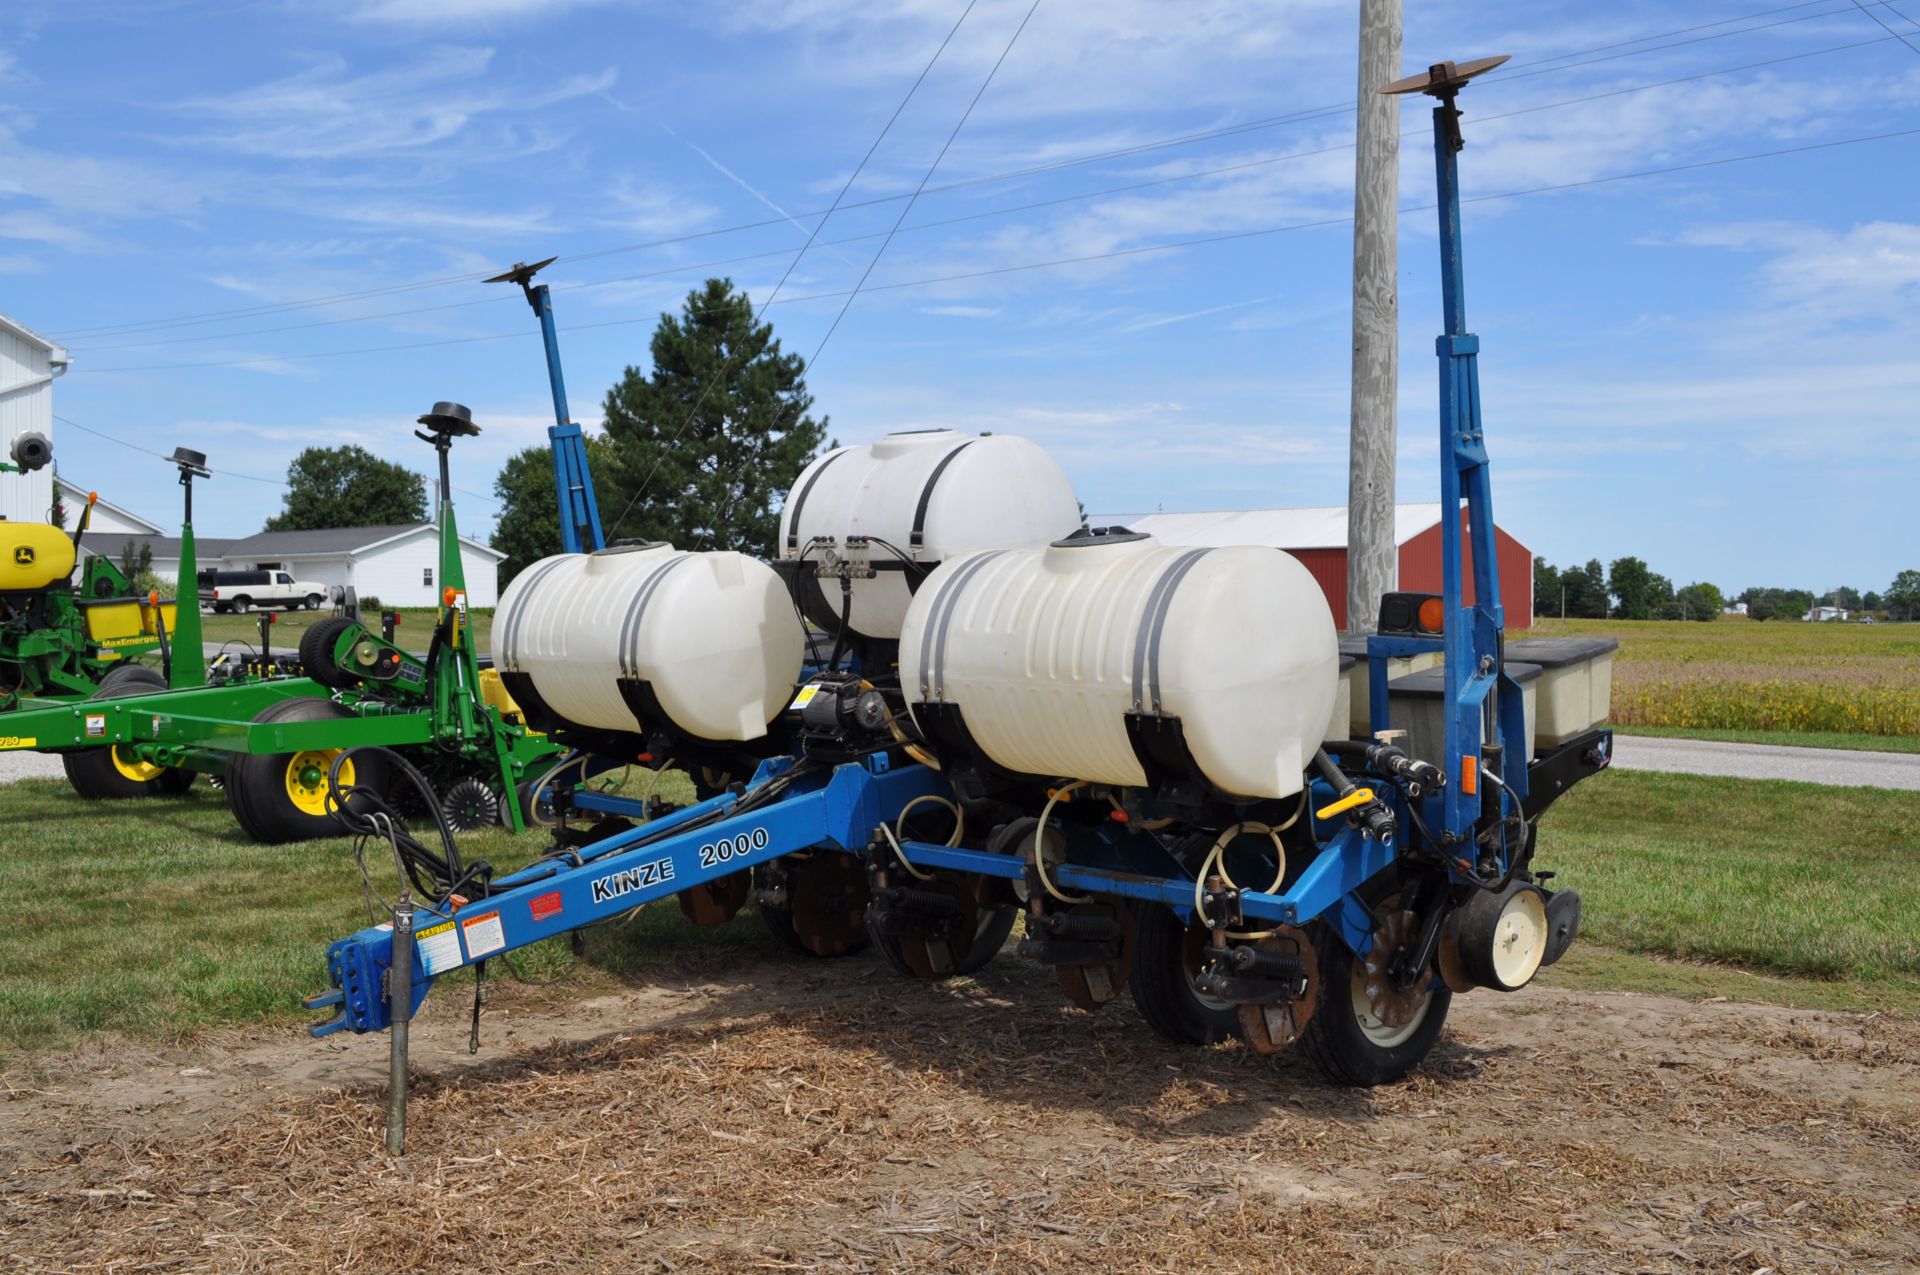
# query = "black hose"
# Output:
<box><xmin>324</xmin><ymin>746</ymin><xmax>492</xmax><ymax>904</ymax></box>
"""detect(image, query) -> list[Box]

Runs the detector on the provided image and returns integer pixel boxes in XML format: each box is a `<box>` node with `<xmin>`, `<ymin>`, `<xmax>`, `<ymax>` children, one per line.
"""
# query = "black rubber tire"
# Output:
<box><xmin>297</xmin><ymin>616</ymin><xmax>362</xmax><ymax>689</ymax></box>
<box><xmin>1129</xmin><ymin>905</ymin><xmax>1238</xmax><ymax>1046</ymax></box>
<box><xmin>62</xmin><ymin>665</ymin><xmax>195</xmax><ymax>800</ymax></box>
<box><xmin>305</xmin><ymin>594</ymin><xmax>323</xmax><ymax>611</ymax></box>
<box><xmin>224</xmin><ymin>698</ymin><xmax>387</xmax><ymax>843</ymax></box>
<box><xmin>231</xmin><ymin>596</ymin><xmax>252</xmax><ymax>614</ymax></box>
<box><xmin>1299</xmin><ymin>928</ymin><xmax>1452</xmax><ymax>1088</ymax></box>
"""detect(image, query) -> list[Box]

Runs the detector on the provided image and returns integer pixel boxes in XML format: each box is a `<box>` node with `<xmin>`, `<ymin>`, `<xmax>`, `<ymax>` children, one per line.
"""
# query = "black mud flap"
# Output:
<box><xmin>1523</xmin><ymin>728</ymin><xmax>1613</xmax><ymax>822</ymax></box>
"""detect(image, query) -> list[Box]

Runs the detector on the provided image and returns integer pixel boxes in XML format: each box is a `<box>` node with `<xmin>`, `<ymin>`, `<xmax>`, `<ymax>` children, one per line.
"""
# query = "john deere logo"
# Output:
<box><xmin>12</xmin><ymin>546</ymin><xmax>32</xmax><ymax>566</ymax></box>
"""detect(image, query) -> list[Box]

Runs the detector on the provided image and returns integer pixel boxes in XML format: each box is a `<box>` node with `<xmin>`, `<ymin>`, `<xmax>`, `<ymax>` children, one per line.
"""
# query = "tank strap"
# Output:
<box><xmin>907</xmin><ymin>440</ymin><xmax>977</xmax><ymax>556</ymax></box>
<box><xmin>917</xmin><ymin>549</ymin><xmax>1007</xmax><ymax>701</ymax></box>
<box><xmin>1130</xmin><ymin>549</ymin><xmax>1211</xmax><ymax>714</ymax></box>
<box><xmin>499</xmin><ymin>556</ymin><xmax>572</xmax><ymax>673</ymax></box>
<box><xmin>617</xmin><ymin>553</ymin><xmax>691</xmax><ymax>679</ymax></box>
<box><xmin>783</xmin><ymin>449</ymin><xmax>848</xmax><ymax>554</ymax></box>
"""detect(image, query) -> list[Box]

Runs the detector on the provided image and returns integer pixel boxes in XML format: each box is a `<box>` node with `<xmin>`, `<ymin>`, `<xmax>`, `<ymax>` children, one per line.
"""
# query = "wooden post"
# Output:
<box><xmin>1346</xmin><ymin>0</ymin><xmax>1402</xmax><ymax>636</ymax></box>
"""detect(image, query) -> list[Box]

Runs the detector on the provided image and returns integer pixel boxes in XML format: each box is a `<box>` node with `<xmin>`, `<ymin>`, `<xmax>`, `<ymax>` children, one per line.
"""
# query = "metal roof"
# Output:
<box><xmin>0</xmin><ymin>310</ymin><xmax>69</xmax><ymax>363</ymax></box>
<box><xmin>98</xmin><ymin>523</ymin><xmax>504</xmax><ymax>561</ymax></box>
<box><xmin>1126</xmin><ymin>503</ymin><xmax>1447</xmax><ymax>550</ymax></box>
<box><xmin>56</xmin><ymin>477</ymin><xmax>167</xmax><ymax>535</ymax></box>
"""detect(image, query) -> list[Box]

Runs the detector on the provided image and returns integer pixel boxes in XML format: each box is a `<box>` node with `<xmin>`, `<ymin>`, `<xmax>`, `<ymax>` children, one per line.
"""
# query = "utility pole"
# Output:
<box><xmin>1346</xmin><ymin>0</ymin><xmax>1402</xmax><ymax>636</ymax></box>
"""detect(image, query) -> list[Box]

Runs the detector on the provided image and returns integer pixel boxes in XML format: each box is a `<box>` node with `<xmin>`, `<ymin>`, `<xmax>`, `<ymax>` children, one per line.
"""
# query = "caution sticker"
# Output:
<box><xmin>789</xmin><ymin>683</ymin><xmax>823</xmax><ymax>710</ymax></box>
<box><xmin>530</xmin><ymin>891</ymin><xmax>563</xmax><ymax>923</ymax></box>
<box><xmin>85</xmin><ymin>714</ymin><xmax>106</xmax><ymax>739</ymax></box>
<box><xmin>461</xmin><ymin>910</ymin><xmax>507</xmax><ymax>960</ymax></box>
<box><xmin>416</xmin><ymin>920</ymin><xmax>463</xmax><ymax>976</ymax></box>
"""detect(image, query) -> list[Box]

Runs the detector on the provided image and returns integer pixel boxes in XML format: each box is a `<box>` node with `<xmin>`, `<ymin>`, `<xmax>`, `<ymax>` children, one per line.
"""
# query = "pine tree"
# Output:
<box><xmin>600</xmin><ymin>278</ymin><xmax>828</xmax><ymax>555</ymax></box>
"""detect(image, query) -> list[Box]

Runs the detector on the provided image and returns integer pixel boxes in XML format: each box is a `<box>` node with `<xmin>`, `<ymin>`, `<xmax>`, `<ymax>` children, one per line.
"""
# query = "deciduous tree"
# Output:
<box><xmin>265</xmin><ymin>445</ymin><xmax>427</xmax><ymax>531</ymax></box>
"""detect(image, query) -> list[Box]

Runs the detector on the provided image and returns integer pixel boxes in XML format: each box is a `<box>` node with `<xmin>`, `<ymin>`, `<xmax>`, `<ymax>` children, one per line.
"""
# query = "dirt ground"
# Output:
<box><xmin>2</xmin><ymin>953</ymin><xmax>1914</xmax><ymax>1274</ymax></box>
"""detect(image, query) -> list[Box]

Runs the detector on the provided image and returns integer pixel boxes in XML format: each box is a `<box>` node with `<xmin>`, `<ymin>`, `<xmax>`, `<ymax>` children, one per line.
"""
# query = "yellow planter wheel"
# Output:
<box><xmin>110</xmin><ymin>747</ymin><xmax>167</xmax><ymax>785</ymax></box>
<box><xmin>224</xmin><ymin>698</ymin><xmax>389</xmax><ymax>844</ymax></box>
<box><xmin>62</xmin><ymin>665</ymin><xmax>195</xmax><ymax>800</ymax></box>
<box><xmin>283</xmin><ymin>750</ymin><xmax>354</xmax><ymax>818</ymax></box>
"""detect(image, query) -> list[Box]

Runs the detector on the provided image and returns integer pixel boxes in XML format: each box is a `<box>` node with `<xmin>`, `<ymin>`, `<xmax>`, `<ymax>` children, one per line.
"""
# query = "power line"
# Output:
<box><xmin>54</xmin><ymin>414</ymin><xmax>286</xmax><ymax>486</ymax></box>
<box><xmin>606</xmin><ymin>0</ymin><xmax>985</xmax><ymax>538</ymax></box>
<box><xmin>47</xmin><ymin>0</ymin><xmax>1908</xmax><ymax>342</ymax></box>
<box><xmin>51</xmin><ymin>414</ymin><xmax>501</xmax><ymax>508</ymax></box>
<box><xmin>69</xmin><ymin>25</ymin><xmax>1914</xmax><ymax>360</ymax></box>
<box><xmin>69</xmin><ymin>122</ymin><xmax>1920</xmax><ymax>381</ymax></box>
<box><xmin>1849</xmin><ymin>0</ymin><xmax>1920</xmax><ymax>53</ymax></box>
<box><xmin>808</xmin><ymin>0</ymin><xmax>1043</xmax><ymax>369</ymax></box>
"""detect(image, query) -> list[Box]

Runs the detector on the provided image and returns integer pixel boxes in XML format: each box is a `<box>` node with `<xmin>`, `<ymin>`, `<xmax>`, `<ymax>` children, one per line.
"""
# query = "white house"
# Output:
<box><xmin>57</xmin><ymin>476</ymin><xmax>167</xmax><ymax>544</ymax></box>
<box><xmin>1</xmin><ymin>311</ymin><xmax>69</xmax><ymax>525</ymax></box>
<box><xmin>124</xmin><ymin>523</ymin><xmax>502</xmax><ymax>608</ymax></box>
<box><xmin>1803</xmin><ymin>605</ymin><xmax>1849</xmax><ymax>623</ymax></box>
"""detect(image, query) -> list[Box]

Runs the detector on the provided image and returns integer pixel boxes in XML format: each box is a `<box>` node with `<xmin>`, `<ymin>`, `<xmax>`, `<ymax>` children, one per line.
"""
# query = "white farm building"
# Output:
<box><xmin>114</xmin><ymin>523</ymin><xmax>503</xmax><ymax>609</ymax></box>
<box><xmin>1</xmin><ymin>312</ymin><xmax>69</xmax><ymax>526</ymax></box>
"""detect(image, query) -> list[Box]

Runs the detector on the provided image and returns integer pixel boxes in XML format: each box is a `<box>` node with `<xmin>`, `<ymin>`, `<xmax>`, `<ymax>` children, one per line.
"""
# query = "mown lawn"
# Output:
<box><xmin>0</xmin><ymin>767</ymin><xmax>765</xmax><ymax>1058</ymax></box>
<box><xmin>0</xmin><ymin>766</ymin><xmax>1913</xmax><ymax>1056</ymax></box>
<box><xmin>1533</xmin><ymin>767</ymin><xmax>1920</xmax><ymax>995</ymax></box>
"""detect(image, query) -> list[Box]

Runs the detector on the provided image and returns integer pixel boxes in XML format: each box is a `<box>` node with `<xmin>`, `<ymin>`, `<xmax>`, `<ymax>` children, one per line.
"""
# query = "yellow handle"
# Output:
<box><xmin>1315</xmin><ymin>788</ymin><xmax>1375</xmax><ymax>821</ymax></box>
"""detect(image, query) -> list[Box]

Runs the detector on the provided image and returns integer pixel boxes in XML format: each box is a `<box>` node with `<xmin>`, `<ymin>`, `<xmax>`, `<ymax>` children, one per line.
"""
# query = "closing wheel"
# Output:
<box><xmin>757</xmin><ymin>854</ymin><xmax>871</xmax><ymax>958</ymax></box>
<box><xmin>440</xmin><ymin>775</ymin><xmax>503</xmax><ymax>832</ymax></box>
<box><xmin>62</xmin><ymin>665</ymin><xmax>196</xmax><ymax>800</ymax></box>
<box><xmin>869</xmin><ymin>873</ymin><xmax>1018</xmax><ymax>980</ymax></box>
<box><xmin>1129</xmin><ymin>908</ymin><xmax>1238</xmax><ymax>1045</ymax></box>
<box><xmin>224</xmin><ymin>698</ymin><xmax>387</xmax><ymax>843</ymax></box>
<box><xmin>1300</xmin><ymin>907</ymin><xmax>1452</xmax><ymax>1087</ymax></box>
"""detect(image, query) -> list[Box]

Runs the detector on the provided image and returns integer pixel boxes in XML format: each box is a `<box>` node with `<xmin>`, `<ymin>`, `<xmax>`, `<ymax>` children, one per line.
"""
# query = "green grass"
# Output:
<box><xmin>0</xmin><ymin>767</ymin><xmax>756</xmax><ymax>1059</ymax></box>
<box><xmin>1614</xmin><ymin>724</ymin><xmax>1920</xmax><ymax>754</ymax></box>
<box><xmin>2</xmin><ymin>765</ymin><xmax>1913</xmax><ymax>1058</ymax></box>
<box><xmin>1535</xmin><ymin>767</ymin><xmax>1920</xmax><ymax>995</ymax></box>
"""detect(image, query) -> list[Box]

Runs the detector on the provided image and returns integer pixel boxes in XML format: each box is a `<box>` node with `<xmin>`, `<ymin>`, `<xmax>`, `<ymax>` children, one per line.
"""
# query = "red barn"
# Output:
<box><xmin>1129</xmin><ymin>504</ymin><xmax>1533</xmax><ymax>632</ymax></box>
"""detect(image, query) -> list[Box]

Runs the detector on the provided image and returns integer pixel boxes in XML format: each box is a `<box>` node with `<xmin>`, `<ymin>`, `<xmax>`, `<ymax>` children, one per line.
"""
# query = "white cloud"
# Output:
<box><xmin>172</xmin><ymin>47</ymin><xmax>615</xmax><ymax>161</ymax></box>
<box><xmin>1676</xmin><ymin>219</ymin><xmax>1920</xmax><ymax>320</ymax></box>
<box><xmin>343</xmin><ymin>0</ymin><xmax>613</xmax><ymax>22</ymax></box>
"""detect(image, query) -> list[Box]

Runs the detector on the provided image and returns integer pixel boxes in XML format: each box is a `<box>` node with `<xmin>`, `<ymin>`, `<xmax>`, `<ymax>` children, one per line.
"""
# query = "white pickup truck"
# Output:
<box><xmin>198</xmin><ymin>569</ymin><xmax>330</xmax><ymax>613</ymax></box>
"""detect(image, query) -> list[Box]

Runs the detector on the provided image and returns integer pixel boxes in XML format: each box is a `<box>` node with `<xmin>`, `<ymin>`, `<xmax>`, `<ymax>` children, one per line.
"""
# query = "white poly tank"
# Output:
<box><xmin>492</xmin><ymin>543</ymin><xmax>804</xmax><ymax>743</ymax></box>
<box><xmin>778</xmin><ymin>429</ymin><xmax>1081</xmax><ymax>639</ymax></box>
<box><xmin>898</xmin><ymin>533</ymin><xmax>1338</xmax><ymax>799</ymax></box>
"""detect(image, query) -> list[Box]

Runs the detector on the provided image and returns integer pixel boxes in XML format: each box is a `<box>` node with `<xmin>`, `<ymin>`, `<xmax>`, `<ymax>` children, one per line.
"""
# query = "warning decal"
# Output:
<box><xmin>789</xmin><ymin>683</ymin><xmax>822</xmax><ymax>710</ymax></box>
<box><xmin>85</xmin><ymin>715</ymin><xmax>107</xmax><ymax>739</ymax></box>
<box><xmin>461</xmin><ymin>910</ymin><xmax>507</xmax><ymax>960</ymax></box>
<box><xmin>416</xmin><ymin>920</ymin><xmax>462</xmax><ymax>976</ymax></box>
<box><xmin>530</xmin><ymin>891</ymin><xmax>563</xmax><ymax>923</ymax></box>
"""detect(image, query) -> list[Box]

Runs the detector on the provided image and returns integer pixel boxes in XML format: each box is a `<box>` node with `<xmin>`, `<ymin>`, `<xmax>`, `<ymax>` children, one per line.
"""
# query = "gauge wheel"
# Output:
<box><xmin>1299</xmin><ymin>908</ymin><xmax>1451</xmax><ymax>1087</ymax></box>
<box><xmin>62</xmin><ymin>664</ymin><xmax>195</xmax><ymax>800</ymax></box>
<box><xmin>224</xmin><ymin>698</ymin><xmax>386</xmax><ymax>843</ymax></box>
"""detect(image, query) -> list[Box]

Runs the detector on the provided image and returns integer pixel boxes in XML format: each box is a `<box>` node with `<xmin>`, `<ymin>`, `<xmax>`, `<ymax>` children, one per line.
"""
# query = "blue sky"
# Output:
<box><xmin>3</xmin><ymin>0</ymin><xmax>1917</xmax><ymax>596</ymax></box>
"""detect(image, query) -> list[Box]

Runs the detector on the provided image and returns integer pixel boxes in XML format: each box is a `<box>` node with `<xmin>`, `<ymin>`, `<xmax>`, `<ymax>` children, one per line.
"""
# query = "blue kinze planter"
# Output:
<box><xmin>307</xmin><ymin>56</ymin><xmax>1612</xmax><ymax>1106</ymax></box>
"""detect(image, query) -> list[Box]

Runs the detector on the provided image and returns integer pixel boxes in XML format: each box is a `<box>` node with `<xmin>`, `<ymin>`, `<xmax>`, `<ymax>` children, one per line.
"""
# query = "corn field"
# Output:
<box><xmin>1530</xmin><ymin>617</ymin><xmax>1920</xmax><ymax>737</ymax></box>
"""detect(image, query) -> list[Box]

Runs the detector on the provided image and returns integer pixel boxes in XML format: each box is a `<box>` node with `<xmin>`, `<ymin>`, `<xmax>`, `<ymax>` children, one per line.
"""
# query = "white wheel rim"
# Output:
<box><xmin>1350</xmin><ymin>961</ymin><xmax>1432</xmax><ymax>1048</ymax></box>
<box><xmin>1491</xmin><ymin>889</ymin><xmax>1549</xmax><ymax>989</ymax></box>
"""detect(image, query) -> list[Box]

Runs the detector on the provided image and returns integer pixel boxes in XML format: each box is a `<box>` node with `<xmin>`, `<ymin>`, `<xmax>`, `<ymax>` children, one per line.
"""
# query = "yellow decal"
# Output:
<box><xmin>0</xmin><ymin>736</ymin><xmax>36</xmax><ymax>749</ymax></box>
<box><xmin>789</xmin><ymin>683</ymin><xmax>823</xmax><ymax>710</ymax></box>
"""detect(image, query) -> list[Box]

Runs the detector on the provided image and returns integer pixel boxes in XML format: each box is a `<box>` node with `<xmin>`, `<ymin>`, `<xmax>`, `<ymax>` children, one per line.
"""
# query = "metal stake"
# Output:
<box><xmin>386</xmin><ymin>891</ymin><xmax>414</xmax><ymax>1156</ymax></box>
